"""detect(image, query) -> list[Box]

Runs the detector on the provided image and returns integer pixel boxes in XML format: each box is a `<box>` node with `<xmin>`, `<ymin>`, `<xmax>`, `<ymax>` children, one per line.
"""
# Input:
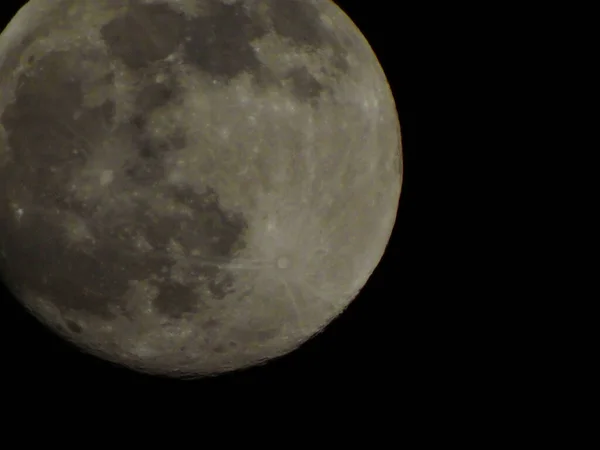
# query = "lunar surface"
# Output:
<box><xmin>0</xmin><ymin>0</ymin><xmax>402</xmax><ymax>377</ymax></box>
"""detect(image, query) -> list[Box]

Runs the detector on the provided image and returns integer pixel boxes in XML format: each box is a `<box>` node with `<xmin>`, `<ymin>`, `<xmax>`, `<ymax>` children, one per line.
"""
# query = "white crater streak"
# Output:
<box><xmin>282</xmin><ymin>278</ymin><xmax>306</xmax><ymax>334</ymax></box>
<box><xmin>187</xmin><ymin>254</ymin><xmax>273</xmax><ymax>271</ymax></box>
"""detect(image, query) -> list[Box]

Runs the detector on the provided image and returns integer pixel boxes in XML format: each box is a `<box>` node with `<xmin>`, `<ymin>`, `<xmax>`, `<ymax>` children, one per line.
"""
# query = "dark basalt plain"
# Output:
<box><xmin>0</xmin><ymin>38</ymin><xmax>249</xmax><ymax>321</ymax></box>
<box><xmin>100</xmin><ymin>0</ymin><xmax>347</xmax><ymax>100</ymax></box>
<box><xmin>99</xmin><ymin>2</ymin><xmax>188</xmax><ymax>71</ymax></box>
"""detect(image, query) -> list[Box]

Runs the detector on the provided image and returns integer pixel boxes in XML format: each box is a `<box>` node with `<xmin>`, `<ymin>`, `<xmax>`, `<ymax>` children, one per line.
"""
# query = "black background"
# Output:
<box><xmin>0</xmin><ymin>0</ymin><xmax>419</xmax><ymax>401</ymax></box>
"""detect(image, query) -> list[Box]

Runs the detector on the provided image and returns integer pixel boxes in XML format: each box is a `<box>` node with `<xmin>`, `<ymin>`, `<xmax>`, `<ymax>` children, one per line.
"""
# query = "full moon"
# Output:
<box><xmin>0</xmin><ymin>0</ymin><xmax>402</xmax><ymax>377</ymax></box>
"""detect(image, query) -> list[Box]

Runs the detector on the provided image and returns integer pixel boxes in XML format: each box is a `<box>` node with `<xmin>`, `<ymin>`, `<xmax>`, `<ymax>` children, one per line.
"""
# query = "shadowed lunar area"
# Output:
<box><xmin>0</xmin><ymin>0</ymin><xmax>402</xmax><ymax>377</ymax></box>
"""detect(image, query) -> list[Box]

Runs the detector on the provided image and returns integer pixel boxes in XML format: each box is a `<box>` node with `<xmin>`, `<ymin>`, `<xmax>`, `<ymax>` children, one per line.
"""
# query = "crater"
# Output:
<box><xmin>65</xmin><ymin>319</ymin><xmax>83</xmax><ymax>334</ymax></box>
<box><xmin>276</xmin><ymin>256</ymin><xmax>291</xmax><ymax>270</ymax></box>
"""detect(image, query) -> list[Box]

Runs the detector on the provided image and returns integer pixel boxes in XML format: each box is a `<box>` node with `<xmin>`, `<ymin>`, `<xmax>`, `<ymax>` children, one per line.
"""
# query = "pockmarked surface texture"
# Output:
<box><xmin>0</xmin><ymin>0</ymin><xmax>402</xmax><ymax>376</ymax></box>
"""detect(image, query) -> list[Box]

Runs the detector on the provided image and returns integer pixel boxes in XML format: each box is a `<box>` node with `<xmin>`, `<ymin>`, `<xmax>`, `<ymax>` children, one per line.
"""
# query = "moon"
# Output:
<box><xmin>0</xmin><ymin>0</ymin><xmax>402</xmax><ymax>377</ymax></box>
